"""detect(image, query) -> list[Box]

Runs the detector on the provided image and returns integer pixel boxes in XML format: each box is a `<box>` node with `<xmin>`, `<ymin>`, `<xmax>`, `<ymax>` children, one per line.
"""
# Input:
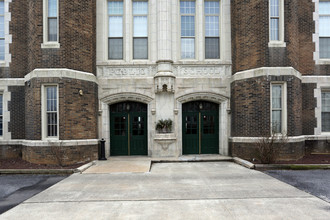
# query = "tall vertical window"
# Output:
<box><xmin>322</xmin><ymin>91</ymin><xmax>330</xmax><ymax>132</ymax></box>
<box><xmin>180</xmin><ymin>1</ymin><xmax>195</xmax><ymax>59</ymax></box>
<box><xmin>269</xmin><ymin>0</ymin><xmax>279</xmax><ymax>41</ymax></box>
<box><xmin>271</xmin><ymin>84</ymin><xmax>286</xmax><ymax>134</ymax></box>
<box><xmin>319</xmin><ymin>1</ymin><xmax>330</xmax><ymax>59</ymax></box>
<box><xmin>46</xmin><ymin>86</ymin><xmax>58</xmax><ymax>137</ymax></box>
<box><xmin>0</xmin><ymin>0</ymin><xmax>5</xmax><ymax>60</ymax></box>
<box><xmin>0</xmin><ymin>94</ymin><xmax>2</xmax><ymax>136</ymax></box>
<box><xmin>108</xmin><ymin>0</ymin><xmax>123</xmax><ymax>59</ymax></box>
<box><xmin>133</xmin><ymin>1</ymin><xmax>148</xmax><ymax>59</ymax></box>
<box><xmin>204</xmin><ymin>0</ymin><xmax>220</xmax><ymax>59</ymax></box>
<box><xmin>47</xmin><ymin>0</ymin><xmax>58</xmax><ymax>42</ymax></box>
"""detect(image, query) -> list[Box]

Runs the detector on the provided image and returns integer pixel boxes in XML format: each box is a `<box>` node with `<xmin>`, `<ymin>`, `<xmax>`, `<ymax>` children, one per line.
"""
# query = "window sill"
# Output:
<box><xmin>268</xmin><ymin>41</ymin><xmax>286</xmax><ymax>48</ymax></box>
<box><xmin>41</xmin><ymin>42</ymin><xmax>61</xmax><ymax>49</ymax></box>
<box><xmin>316</xmin><ymin>59</ymin><xmax>330</xmax><ymax>65</ymax></box>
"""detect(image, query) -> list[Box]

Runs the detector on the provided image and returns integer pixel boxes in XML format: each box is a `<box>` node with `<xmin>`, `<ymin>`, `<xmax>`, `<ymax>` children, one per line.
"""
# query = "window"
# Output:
<box><xmin>133</xmin><ymin>1</ymin><xmax>148</xmax><ymax>59</ymax></box>
<box><xmin>269</xmin><ymin>0</ymin><xmax>285</xmax><ymax>46</ymax></box>
<box><xmin>180</xmin><ymin>0</ymin><xmax>195</xmax><ymax>59</ymax></box>
<box><xmin>0</xmin><ymin>94</ymin><xmax>2</xmax><ymax>136</ymax></box>
<box><xmin>48</xmin><ymin>0</ymin><xmax>58</xmax><ymax>41</ymax></box>
<box><xmin>204</xmin><ymin>0</ymin><xmax>220</xmax><ymax>59</ymax></box>
<box><xmin>44</xmin><ymin>86</ymin><xmax>58</xmax><ymax>138</ymax></box>
<box><xmin>0</xmin><ymin>1</ymin><xmax>4</xmax><ymax>60</ymax></box>
<box><xmin>322</xmin><ymin>91</ymin><xmax>330</xmax><ymax>132</ymax></box>
<box><xmin>319</xmin><ymin>1</ymin><xmax>330</xmax><ymax>59</ymax></box>
<box><xmin>42</xmin><ymin>0</ymin><xmax>59</xmax><ymax>48</ymax></box>
<box><xmin>271</xmin><ymin>83</ymin><xmax>286</xmax><ymax>134</ymax></box>
<box><xmin>108</xmin><ymin>0</ymin><xmax>123</xmax><ymax>59</ymax></box>
<box><xmin>269</xmin><ymin>0</ymin><xmax>279</xmax><ymax>41</ymax></box>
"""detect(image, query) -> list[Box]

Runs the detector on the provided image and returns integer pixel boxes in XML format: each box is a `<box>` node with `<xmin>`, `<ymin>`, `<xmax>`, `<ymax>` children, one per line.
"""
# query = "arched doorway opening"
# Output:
<box><xmin>110</xmin><ymin>101</ymin><xmax>148</xmax><ymax>156</ymax></box>
<box><xmin>182</xmin><ymin>101</ymin><xmax>219</xmax><ymax>154</ymax></box>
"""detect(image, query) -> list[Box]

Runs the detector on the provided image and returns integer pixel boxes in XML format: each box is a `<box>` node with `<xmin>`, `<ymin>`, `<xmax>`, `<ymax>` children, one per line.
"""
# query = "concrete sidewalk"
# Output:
<box><xmin>2</xmin><ymin>162</ymin><xmax>330</xmax><ymax>219</ymax></box>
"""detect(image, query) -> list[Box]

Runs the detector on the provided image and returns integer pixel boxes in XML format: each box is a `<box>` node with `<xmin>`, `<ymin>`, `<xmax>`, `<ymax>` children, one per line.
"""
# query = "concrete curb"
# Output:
<box><xmin>0</xmin><ymin>161</ymin><xmax>96</xmax><ymax>175</ymax></box>
<box><xmin>255</xmin><ymin>164</ymin><xmax>330</xmax><ymax>171</ymax></box>
<box><xmin>0</xmin><ymin>169</ymin><xmax>75</xmax><ymax>175</ymax></box>
<box><xmin>233</xmin><ymin>157</ymin><xmax>255</xmax><ymax>169</ymax></box>
<box><xmin>74</xmin><ymin>161</ymin><xmax>96</xmax><ymax>174</ymax></box>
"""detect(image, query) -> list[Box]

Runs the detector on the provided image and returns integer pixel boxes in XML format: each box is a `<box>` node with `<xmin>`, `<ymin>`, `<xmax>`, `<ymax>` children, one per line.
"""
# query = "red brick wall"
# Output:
<box><xmin>231</xmin><ymin>75</ymin><xmax>302</xmax><ymax>137</ymax></box>
<box><xmin>302</xmin><ymin>83</ymin><xmax>317</xmax><ymax>135</ymax></box>
<box><xmin>231</xmin><ymin>0</ymin><xmax>330</xmax><ymax>75</ymax></box>
<box><xmin>25</xmin><ymin>78</ymin><xmax>98</xmax><ymax>140</ymax></box>
<box><xmin>22</xmin><ymin>145</ymin><xmax>98</xmax><ymax>165</ymax></box>
<box><xmin>27</xmin><ymin>0</ymin><xmax>96</xmax><ymax>75</ymax></box>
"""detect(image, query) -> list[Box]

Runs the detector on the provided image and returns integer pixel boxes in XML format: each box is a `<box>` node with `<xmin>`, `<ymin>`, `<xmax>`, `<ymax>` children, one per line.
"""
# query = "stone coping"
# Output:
<box><xmin>0</xmin><ymin>139</ymin><xmax>99</xmax><ymax>146</ymax></box>
<box><xmin>232</xmin><ymin>67</ymin><xmax>302</xmax><ymax>82</ymax></box>
<box><xmin>24</xmin><ymin>68</ymin><xmax>98</xmax><ymax>84</ymax></box>
<box><xmin>229</xmin><ymin>135</ymin><xmax>330</xmax><ymax>143</ymax></box>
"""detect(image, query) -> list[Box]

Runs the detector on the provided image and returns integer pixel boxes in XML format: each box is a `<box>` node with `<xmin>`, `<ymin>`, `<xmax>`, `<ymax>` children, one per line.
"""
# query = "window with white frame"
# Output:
<box><xmin>108</xmin><ymin>0</ymin><xmax>124</xmax><ymax>59</ymax></box>
<box><xmin>0</xmin><ymin>0</ymin><xmax>5</xmax><ymax>60</ymax></box>
<box><xmin>204</xmin><ymin>0</ymin><xmax>220</xmax><ymax>59</ymax></box>
<box><xmin>180</xmin><ymin>0</ymin><xmax>195</xmax><ymax>59</ymax></box>
<box><xmin>0</xmin><ymin>93</ymin><xmax>2</xmax><ymax>136</ymax></box>
<box><xmin>321</xmin><ymin>91</ymin><xmax>330</xmax><ymax>132</ymax></box>
<box><xmin>269</xmin><ymin>0</ymin><xmax>285</xmax><ymax>46</ymax></box>
<box><xmin>319</xmin><ymin>1</ymin><xmax>330</xmax><ymax>59</ymax></box>
<box><xmin>271</xmin><ymin>83</ymin><xmax>286</xmax><ymax>134</ymax></box>
<box><xmin>44</xmin><ymin>86</ymin><xmax>58</xmax><ymax>138</ymax></box>
<box><xmin>133</xmin><ymin>1</ymin><xmax>148</xmax><ymax>59</ymax></box>
<box><xmin>43</xmin><ymin>0</ymin><xmax>59</xmax><ymax>45</ymax></box>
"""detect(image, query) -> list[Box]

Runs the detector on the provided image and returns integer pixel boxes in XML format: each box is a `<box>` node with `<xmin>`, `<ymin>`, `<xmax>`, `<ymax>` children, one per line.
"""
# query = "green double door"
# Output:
<box><xmin>110</xmin><ymin>102</ymin><xmax>147</xmax><ymax>156</ymax></box>
<box><xmin>182</xmin><ymin>101</ymin><xmax>219</xmax><ymax>154</ymax></box>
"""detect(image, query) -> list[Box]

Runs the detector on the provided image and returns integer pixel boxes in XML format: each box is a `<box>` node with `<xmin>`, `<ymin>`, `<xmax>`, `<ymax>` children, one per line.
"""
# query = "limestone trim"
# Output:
<box><xmin>0</xmin><ymin>0</ymin><xmax>12</xmax><ymax>67</ymax></box>
<box><xmin>0</xmin><ymin>79</ymin><xmax>25</xmax><ymax>86</ymax></box>
<box><xmin>0</xmin><ymin>139</ymin><xmax>99</xmax><ymax>146</ymax></box>
<box><xmin>177</xmin><ymin>92</ymin><xmax>229</xmax><ymax>105</ymax></box>
<box><xmin>313</xmin><ymin>0</ymin><xmax>330</xmax><ymax>65</ymax></box>
<box><xmin>100</xmin><ymin>92</ymin><xmax>153</xmax><ymax>105</ymax></box>
<box><xmin>24</xmin><ymin>69</ymin><xmax>97</xmax><ymax>84</ymax></box>
<box><xmin>302</xmin><ymin>76</ymin><xmax>330</xmax><ymax>135</ymax></box>
<box><xmin>230</xmin><ymin>136</ymin><xmax>306</xmax><ymax>143</ymax></box>
<box><xmin>232</xmin><ymin>67</ymin><xmax>302</xmax><ymax>82</ymax></box>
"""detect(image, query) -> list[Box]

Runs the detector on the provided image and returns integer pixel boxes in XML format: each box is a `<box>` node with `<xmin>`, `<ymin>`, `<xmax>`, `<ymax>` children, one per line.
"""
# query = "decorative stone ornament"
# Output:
<box><xmin>154</xmin><ymin>74</ymin><xmax>175</xmax><ymax>94</ymax></box>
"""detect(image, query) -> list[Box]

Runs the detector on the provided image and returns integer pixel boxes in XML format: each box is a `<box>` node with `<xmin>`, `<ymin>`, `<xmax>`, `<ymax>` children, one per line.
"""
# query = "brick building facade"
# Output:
<box><xmin>0</xmin><ymin>0</ymin><xmax>329</xmax><ymax>164</ymax></box>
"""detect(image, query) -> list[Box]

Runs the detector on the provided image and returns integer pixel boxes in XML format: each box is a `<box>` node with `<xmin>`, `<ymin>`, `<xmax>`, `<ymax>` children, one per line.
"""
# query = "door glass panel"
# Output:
<box><xmin>132</xmin><ymin>116</ymin><xmax>144</xmax><ymax>136</ymax></box>
<box><xmin>203</xmin><ymin>115</ymin><xmax>215</xmax><ymax>134</ymax></box>
<box><xmin>185</xmin><ymin>115</ymin><xmax>198</xmax><ymax>134</ymax></box>
<box><xmin>114</xmin><ymin>116</ymin><xmax>126</xmax><ymax>136</ymax></box>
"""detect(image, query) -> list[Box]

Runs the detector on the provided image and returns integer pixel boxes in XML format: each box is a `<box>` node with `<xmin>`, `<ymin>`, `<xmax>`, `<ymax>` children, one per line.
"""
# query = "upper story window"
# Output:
<box><xmin>319</xmin><ymin>1</ymin><xmax>330</xmax><ymax>59</ymax></box>
<box><xmin>204</xmin><ymin>0</ymin><xmax>220</xmax><ymax>59</ymax></box>
<box><xmin>180</xmin><ymin>0</ymin><xmax>195</xmax><ymax>59</ymax></box>
<box><xmin>48</xmin><ymin>0</ymin><xmax>58</xmax><ymax>41</ymax></box>
<box><xmin>133</xmin><ymin>1</ymin><xmax>148</xmax><ymax>59</ymax></box>
<box><xmin>108</xmin><ymin>0</ymin><xmax>124</xmax><ymax>60</ymax></box>
<box><xmin>269</xmin><ymin>0</ymin><xmax>285</xmax><ymax>47</ymax></box>
<box><xmin>0</xmin><ymin>1</ymin><xmax>4</xmax><ymax>60</ymax></box>
<box><xmin>42</xmin><ymin>0</ymin><xmax>60</xmax><ymax>48</ymax></box>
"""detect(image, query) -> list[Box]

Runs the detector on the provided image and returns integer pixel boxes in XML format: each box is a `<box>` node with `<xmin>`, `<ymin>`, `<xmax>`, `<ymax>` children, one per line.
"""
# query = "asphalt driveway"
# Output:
<box><xmin>265</xmin><ymin>170</ymin><xmax>330</xmax><ymax>203</ymax></box>
<box><xmin>2</xmin><ymin>162</ymin><xmax>330</xmax><ymax>219</ymax></box>
<box><xmin>0</xmin><ymin>175</ymin><xmax>68</xmax><ymax>214</ymax></box>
